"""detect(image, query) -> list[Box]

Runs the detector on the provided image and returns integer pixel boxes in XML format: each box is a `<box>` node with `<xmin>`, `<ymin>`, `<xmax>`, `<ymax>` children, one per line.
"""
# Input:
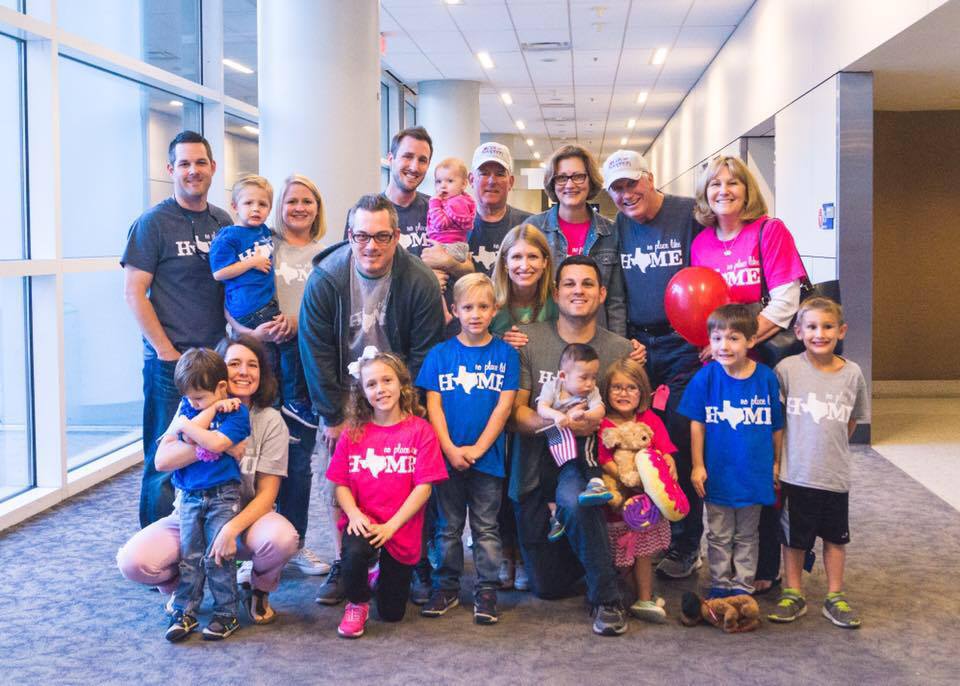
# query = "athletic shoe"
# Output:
<box><xmin>578</xmin><ymin>478</ymin><xmax>614</xmax><ymax>506</ymax></box>
<box><xmin>237</xmin><ymin>560</ymin><xmax>253</xmax><ymax>589</ymax></box>
<box><xmin>337</xmin><ymin>602</ymin><xmax>369</xmax><ymax>638</ymax></box>
<box><xmin>655</xmin><ymin>549</ymin><xmax>703</xmax><ymax>579</ymax></box>
<box><xmin>315</xmin><ymin>560</ymin><xmax>345</xmax><ymax>606</ymax></box>
<box><xmin>629</xmin><ymin>597</ymin><xmax>667</xmax><ymax>623</ymax></box>
<box><xmin>547</xmin><ymin>515</ymin><xmax>566</xmax><ymax>542</ymax></box>
<box><xmin>246</xmin><ymin>588</ymin><xmax>276</xmax><ymax>624</ymax></box>
<box><xmin>514</xmin><ymin>562</ymin><xmax>531</xmax><ymax>592</ymax></box>
<box><xmin>473</xmin><ymin>589</ymin><xmax>500</xmax><ymax>625</ymax></box>
<box><xmin>202</xmin><ymin>614</ymin><xmax>240</xmax><ymax>640</ymax></box>
<box><xmin>420</xmin><ymin>589</ymin><xmax>460</xmax><ymax>617</ymax></box>
<box><xmin>164</xmin><ymin>592</ymin><xmax>176</xmax><ymax>616</ymax></box>
<box><xmin>165</xmin><ymin>610</ymin><xmax>198</xmax><ymax>642</ymax></box>
<box><xmin>287</xmin><ymin>547</ymin><xmax>331</xmax><ymax>576</ymax></box>
<box><xmin>768</xmin><ymin>589</ymin><xmax>808</xmax><ymax>623</ymax></box>
<box><xmin>822</xmin><ymin>593</ymin><xmax>861</xmax><ymax>629</ymax></box>
<box><xmin>282</xmin><ymin>400</ymin><xmax>319</xmax><ymax>429</ymax></box>
<box><xmin>591</xmin><ymin>603</ymin><xmax>628</xmax><ymax>636</ymax></box>
<box><xmin>410</xmin><ymin>564</ymin><xmax>432</xmax><ymax>606</ymax></box>
<box><xmin>498</xmin><ymin>559</ymin><xmax>515</xmax><ymax>590</ymax></box>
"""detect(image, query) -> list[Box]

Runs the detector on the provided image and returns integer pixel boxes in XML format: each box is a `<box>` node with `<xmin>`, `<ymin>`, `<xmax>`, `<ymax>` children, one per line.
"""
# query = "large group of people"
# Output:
<box><xmin>116</xmin><ymin>126</ymin><xmax>868</xmax><ymax>642</ymax></box>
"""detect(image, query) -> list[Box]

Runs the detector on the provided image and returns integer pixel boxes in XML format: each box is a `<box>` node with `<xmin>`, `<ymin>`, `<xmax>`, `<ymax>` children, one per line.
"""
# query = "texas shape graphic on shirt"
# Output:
<box><xmin>438</xmin><ymin>364</ymin><xmax>506</xmax><ymax>394</ymax></box>
<box><xmin>714</xmin><ymin>400</ymin><xmax>745</xmax><ymax>429</ymax></box>
<box><xmin>475</xmin><ymin>245</ymin><xmax>498</xmax><ymax>271</ymax></box>
<box><xmin>275</xmin><ymin>261</ymin><xmax>309</xmax><ymax>285</ymax></box>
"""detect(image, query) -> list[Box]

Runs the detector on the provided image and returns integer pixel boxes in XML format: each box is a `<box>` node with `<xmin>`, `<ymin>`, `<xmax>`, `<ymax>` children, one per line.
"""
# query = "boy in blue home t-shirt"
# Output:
<box><xmin>415</xmin><ymin>273</ymin><xmax>519</xmax><ymax>625</ymax></box>
<box><xmin>163</xmin><ymin>348</ymin><xmax>250</xmax><ymax>643</ymax></box>
<box><xmin>678</xmin><ymin>304</ymin><xmax>783</xmax><ymax>598</ymax></box>
<box><xmin>209</xmin><ymin>174</ymin><xmax>316</xmax><ymax>429</ymax></box>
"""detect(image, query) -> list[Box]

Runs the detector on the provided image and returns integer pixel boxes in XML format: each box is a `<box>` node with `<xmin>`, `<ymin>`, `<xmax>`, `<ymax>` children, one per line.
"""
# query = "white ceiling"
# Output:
<box><xmin>381</xmin><ymin>0</ymin><xmax>755</xmax><ymax>162</ymax></box>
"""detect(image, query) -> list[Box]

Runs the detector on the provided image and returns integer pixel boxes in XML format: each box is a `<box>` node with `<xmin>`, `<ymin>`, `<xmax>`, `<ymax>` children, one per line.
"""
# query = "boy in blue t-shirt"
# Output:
<box><xmin>210</xmin><ymin>174</ymin><xmax>316</xmax><ymax>429</ymax></box>
<box><xmin>678</xmin><ymin>304</ymin><xmax>783</xmax><ymax>598</ymax></box>
<box><xmin>163</xmin><ymin>348</ymin><xmax>250</xmax><ymax>643</ymax></box>
<box><xmin>415</xmin><ymin>273</ymin><xmax>519</xmax><ymax>625</ymax></box>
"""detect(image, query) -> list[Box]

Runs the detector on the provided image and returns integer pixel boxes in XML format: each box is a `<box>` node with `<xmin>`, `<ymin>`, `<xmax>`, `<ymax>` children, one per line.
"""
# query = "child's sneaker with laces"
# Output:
<box><xmin>547</xmin><ymin>515</ymin><xmax>565</xmax><ymax>541</ymax></box>
<box><xmin>282</xmin><ymin>400</ymin><xmax>319</xmax><ymax>429</ymax></box>
<box><xmin>768</xmin><ymin>589</ymin><xmax>807</xmax><ymax>623</ymax></box>
<box><xmin>420</xmin><ymin>589</ymin><xmax>460</xmax><ymax>617</ymax></box>
<box><xmin>578</xmin><ymin>477</ymin><xmax>613</xmax><ymax>506</ymax></box>
<box><xmin>337</xmin><ymin>601</ymin><xmax>369</xmax><ymax>638</ymax></box>
<box><xmin>165</xmin><ymin>610</ymin><xmax>198</xmax><ymax>642</ymax></box>
<box><xmin>202</xmin><ymin>614</ymin><xmax>240</xmax><ymax>640</ymax></box>
<box><xmin>822</xmin><ymin>592</ymin><xmax>861</xmax><ymax>628</ymax></box>
<box><xmin>629</xmin><ymin>596</ymin><xmax>667</xmax><ymax>623</ymax></box>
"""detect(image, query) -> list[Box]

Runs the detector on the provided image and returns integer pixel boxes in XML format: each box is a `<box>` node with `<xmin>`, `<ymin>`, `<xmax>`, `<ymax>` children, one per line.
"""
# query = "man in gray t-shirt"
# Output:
<box><xmin>511</xmin><ymin>255</ymin><xmax>632</xmax><ymax>636</ymax></box>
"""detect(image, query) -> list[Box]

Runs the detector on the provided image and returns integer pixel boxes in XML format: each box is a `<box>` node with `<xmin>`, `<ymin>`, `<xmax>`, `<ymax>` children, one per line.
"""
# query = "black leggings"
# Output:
<box><xmin>341</xmin><ymin>531</ymin><xmax>414</xmax><ymax>622</ymax></box>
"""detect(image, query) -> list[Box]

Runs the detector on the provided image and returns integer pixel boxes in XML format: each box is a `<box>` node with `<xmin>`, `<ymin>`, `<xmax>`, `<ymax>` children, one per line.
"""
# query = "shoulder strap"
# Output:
<box><xmin>757</xmin><ymin>218</ymin><xmax>813</xmax><ymax>307</ymax></box>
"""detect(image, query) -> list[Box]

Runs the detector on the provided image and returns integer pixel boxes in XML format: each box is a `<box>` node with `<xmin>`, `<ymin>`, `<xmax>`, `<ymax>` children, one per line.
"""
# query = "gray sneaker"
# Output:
<box><xmin>514</xmin><ymin>562</ymin><xmax>531</xmax><ymax>592</ymax></box>
<box><xmin>822</xmin><ymin>593</ymin><xmax>861</xmax><ymax>629</ymax></box>
<box><xmin>592</xmin><ymin>603</ymin><xmax>628</xmax><ymax>636</ymax></box>
<box><xmin>315</xmin><ymin>560</ymin><xmax>345</xmax><ymax>606</ymax></box>
<box><xmin>768</xmin><ymin>590</ymin><xmax>807</xmax><ymax>623</ymax></box>
<box><xmin>655</xmin><ymin>550</ymin><xmax>703</xmax><ymax>579</ymax></box>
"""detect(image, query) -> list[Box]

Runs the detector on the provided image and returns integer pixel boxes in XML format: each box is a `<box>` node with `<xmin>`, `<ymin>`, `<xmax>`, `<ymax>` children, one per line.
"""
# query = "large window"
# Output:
<box><xmin>0</xmin><ymin>35</ymin><xmax>23</xmax><ymax>260</ymax></box>
<box><xmin>0</xmin><ymin>277</ymin><xmax>32</xmax><ymax>501</ymax></box>
<box><xmin>224</xmin><ymin>113</ymin><xmax>260</xmax><ymax>194</ymax></box>
<box><xmin>223</xmin><ymin>0</ymin><xmax>258</xmax><ymax>106</ymax></box>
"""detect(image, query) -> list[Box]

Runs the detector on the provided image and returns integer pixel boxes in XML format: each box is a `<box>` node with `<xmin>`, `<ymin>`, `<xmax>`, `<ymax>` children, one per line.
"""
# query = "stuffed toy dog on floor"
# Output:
<box><xmin>680</xmin><ymin>591</ymin><xmax>761</xmax><ymax>633</ymax></box>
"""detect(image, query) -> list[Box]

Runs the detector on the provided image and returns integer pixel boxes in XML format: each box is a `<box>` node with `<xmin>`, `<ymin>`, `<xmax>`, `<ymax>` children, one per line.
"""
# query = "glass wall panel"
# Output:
<box><xmin>0</xmin><ymin>277</ymin><xmax>32</xmax><ymax>501</ymax></box>
<box><xmin>224</xmin><ymin>113</ymin><xmax>260</xmax><ymax>197</ymax></box>
<box><xmin>0</xmin><ymin>36</ymin><xmax>24</xmax><ymax>260</ymax></box>
<box><xmin>223</xmin><ymin>0</ymin><xmax>258</xmax><ymax>106</ymax></box>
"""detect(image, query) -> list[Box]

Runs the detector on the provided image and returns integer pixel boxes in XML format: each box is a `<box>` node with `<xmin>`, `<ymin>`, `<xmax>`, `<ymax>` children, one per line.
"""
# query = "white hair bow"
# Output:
<box><xmin>348</xmin><ymin>345</ymin><xmax>380</xmax><ymax>378</ymax></box>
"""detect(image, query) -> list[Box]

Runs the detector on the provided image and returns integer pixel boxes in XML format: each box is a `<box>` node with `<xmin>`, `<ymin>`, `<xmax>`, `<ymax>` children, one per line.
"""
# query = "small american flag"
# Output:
<box><xmin>543</xmin><ymin>423</ymin><xmax>577</xmax><ymax>467</ymax></box>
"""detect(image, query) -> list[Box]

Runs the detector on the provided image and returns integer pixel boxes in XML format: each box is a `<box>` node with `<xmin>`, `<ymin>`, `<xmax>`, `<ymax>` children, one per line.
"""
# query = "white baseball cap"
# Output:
<box><xmin>602</xmin><ymin>149</ymin><xmax>650</xmax><ymax>189</ymax></box>
<box><xmin>471</xmin><ymin>142</ymin><xmax>513</xmax><ymax>174</ymax></box>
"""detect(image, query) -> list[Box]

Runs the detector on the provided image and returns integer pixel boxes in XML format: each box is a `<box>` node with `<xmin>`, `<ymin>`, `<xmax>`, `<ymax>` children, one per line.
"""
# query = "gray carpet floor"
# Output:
<box><xmin>1</xmin><ymin>446</ymin><xmax>958</xmax><ymax>685</ymax></box>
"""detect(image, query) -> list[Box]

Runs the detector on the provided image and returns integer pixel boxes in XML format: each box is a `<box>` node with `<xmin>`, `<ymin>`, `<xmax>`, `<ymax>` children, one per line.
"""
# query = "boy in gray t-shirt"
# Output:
<box><xmin>768</xmin><ymin>298</ymin><xmax>869</xmax><ymax>629</ymax></box>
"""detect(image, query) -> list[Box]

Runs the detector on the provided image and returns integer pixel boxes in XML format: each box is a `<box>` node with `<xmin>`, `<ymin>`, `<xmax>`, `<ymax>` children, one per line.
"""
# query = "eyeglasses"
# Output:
<box><xmin>350</xmin><ymin>231</ymin><xmax>395</xmax><ymax>245</ymax></box>
<box><xmin>554</xmin><ymin>172</ymin><xmax>589</xmax><ymax>186</ymax></box>
<box><xmin>610</xmin><ymin>384</ymin><xmax>640</xmax><ymax>395</ymax></box>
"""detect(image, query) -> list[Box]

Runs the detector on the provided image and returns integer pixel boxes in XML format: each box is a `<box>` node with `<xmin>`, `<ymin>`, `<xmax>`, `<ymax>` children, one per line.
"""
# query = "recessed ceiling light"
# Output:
<box><xmin>636</xmin><ymin>91</ymin><xmax>648</xmax><ymax>104</ymax></box>
<box><xmin>223</xmin><ymin>58</ymin><xmax>254</xmax><ymax>74</ymax></box>
<box><xmin>477</xmin><ymin>51</ymin><xmax>495</xmax><ymax>69</ymax></box>
<box><xmin>539</xmin><ymin>162</ymin><xmax>546</xmax><ymax>168</ymax></box>
<box><xmin>533</xmin><ymin>151</ymin><xmax>541</xmax><ymax>159</ymax></box>
<box><xmin>242</xmin><ymin>125</ymin><xmax>260</xmax><ymax>135</ymax></box>
<box><xmin>443</xmin><ymin>0</ymin><xmax>462</xmax><ymax>4</ymax></box>
<box><xmin>500</xmin><ymin>91</ymin><xmax>513</xmax><ymax>105</ymax></box>
<box><xmin>169</xmin><ymin>100</ymin><xmax>183</xmax><ymax>107</ymax></box>
<box><xmin>627</xmin><ymin>118</ymin><xmax>636</xmax><ymax>129</ymax></box>
<box><xmin>651</xmin><ymin>47</ymin><xmax>668</xmax><ymax>65</ymax></box>
<box><xmin>516</xmin><ymin>120</ymin><xmax>525</xmax><ymax>130</ymax></box>
<box><xmin>620</xmin><ymin>137</ymin><xmax>628</xmax><ymax>145</ymax></box>
<box><xmin>526</xmin><ymin>138</ymin><xmax>534</xmax><ymax>146</ymax></box>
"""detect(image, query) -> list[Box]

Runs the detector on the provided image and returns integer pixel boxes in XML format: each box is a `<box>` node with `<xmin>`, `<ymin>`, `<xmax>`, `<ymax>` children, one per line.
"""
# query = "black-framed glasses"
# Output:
<box><xmin>554</xmin><ymin>172</ymin><xmax>588</xmax><ymax>186</ymax></box>
<box><xmin>350</xmin><ymin>231</ymin><xmax>395</xmax><ymax>245</ymax></box>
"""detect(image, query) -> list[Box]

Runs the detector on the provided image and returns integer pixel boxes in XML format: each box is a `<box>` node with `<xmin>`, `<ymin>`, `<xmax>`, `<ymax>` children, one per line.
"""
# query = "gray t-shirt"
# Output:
<box><xmin>513</xmin><ymin>321</ymin><xmax>632</xmax><ymax>498</ymax></box>
<box><xmin>273</xmin><ymin>237</ymin><xmax>323</xmax><ymax>317</ymax></box>
<box><xmin>120</xmin><ymin>197</ymin><xmax>232</xmax><ymax>357</ymax></box>
<box><xmin>775</xmin><ymin>354</ymin><xmax>870</xmax><ymax>493</ymax></box>
<box><xmin>469</xmin><ymin>205</ymin><xmax>533</xmax><ymax>276</ymax></box>
<box><xmin>347</xmin><ymin>259</ymin><xmax>393</xmax><ymax>374</ymax></box>
<box><xmin>236</xmin><ymin>406</ymin><xmax>289</xmax><ymax>504</ymax></box>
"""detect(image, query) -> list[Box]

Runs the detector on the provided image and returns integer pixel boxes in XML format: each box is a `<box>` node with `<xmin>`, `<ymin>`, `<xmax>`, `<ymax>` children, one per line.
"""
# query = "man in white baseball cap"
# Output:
<box><xmin>468</xmin><ymin>142</ymin><xmax>532</xmax><ymax>276</ymax></box>
<box><xmin>603</xmin><ymin>148</ymin><xmax>707</xmax><ymax>582</ymax></box>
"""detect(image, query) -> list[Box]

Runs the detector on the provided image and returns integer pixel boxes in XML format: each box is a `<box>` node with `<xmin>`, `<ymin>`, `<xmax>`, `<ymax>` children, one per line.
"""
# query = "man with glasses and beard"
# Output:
<box><xmin>122</xmin><ymin>131</ymin><xmax>233</xmax><ymax>528</ymax></box>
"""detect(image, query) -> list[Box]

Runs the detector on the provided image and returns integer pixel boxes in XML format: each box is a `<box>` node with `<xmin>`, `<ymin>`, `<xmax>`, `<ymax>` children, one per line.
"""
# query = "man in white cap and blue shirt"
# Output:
<box><xmin>602</xmin><ymin>149</ymin><xmax>706</xmax><ymax>580</ymax></box>
<box><xmin>467</xmin><ymin>142</ymin><xmax>532</xmax><ymax>276</ymax></box>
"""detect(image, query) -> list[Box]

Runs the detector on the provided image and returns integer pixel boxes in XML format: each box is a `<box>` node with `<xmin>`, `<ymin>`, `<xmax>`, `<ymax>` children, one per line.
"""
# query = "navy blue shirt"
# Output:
<box><xmin>416</xmin><ymin>336</ymin><xmax>519</xmax><ymax>477</ymax></box>
<box><xmin>171</xmin><ymin>398</ymin><xmax>250</xmax><ymax>491</ymax></box>
<box><xmin>209</xmin><ymin>225</ymin><xmax>276</xmax><ymax>319</ymax></box>
<box><xmin>678</xmin><ymin>361</ymin><xmax>783</xmax><ymax>508</ymax></box>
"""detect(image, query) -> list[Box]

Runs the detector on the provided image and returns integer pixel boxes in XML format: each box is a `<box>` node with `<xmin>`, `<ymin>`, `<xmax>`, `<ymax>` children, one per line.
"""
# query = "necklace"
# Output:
<box><xmin>717</xmin><ymin>228</ymin><xmax>742</xmax><ymax>256</ymax></box>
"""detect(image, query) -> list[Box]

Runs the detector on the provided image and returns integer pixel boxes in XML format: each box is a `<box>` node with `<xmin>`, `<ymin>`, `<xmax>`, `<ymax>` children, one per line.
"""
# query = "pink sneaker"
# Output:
<box><xmin>337</xmin><ymin>602</ymin><xmax>369</xmax><ymax>638</ymax></box>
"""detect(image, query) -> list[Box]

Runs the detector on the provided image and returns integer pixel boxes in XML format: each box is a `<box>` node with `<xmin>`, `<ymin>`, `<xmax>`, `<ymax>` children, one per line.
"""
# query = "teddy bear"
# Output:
<box><xmin>600</xmin><ymin>421</ymin><xmax>655</xmax><ymax>510</ymax></box>
<box><xmin>679</xmin><ymin>591</ymin><xmax>761</xmax><ymax>633</ymax></box>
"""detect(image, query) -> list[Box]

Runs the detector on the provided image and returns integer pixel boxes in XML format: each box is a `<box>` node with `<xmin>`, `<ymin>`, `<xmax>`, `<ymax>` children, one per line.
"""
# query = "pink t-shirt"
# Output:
<box><xmin>690</xmin><ymin>216</ymin><xmax>806</xmax><ymax>304</ymax></box>
<box><xmin>327</xmin><ymin>415</ymin><xmax>447</xmax><ymax>565</ymax></box>
<box><xmin>598</xmin><ymin>410</ymin><xmax>677</xmax><ymax>523</ymax></box>
<box><xmin>558</xmin><ymin>217</ymin><xmax>590</xmax><ymax>256</ymax></box>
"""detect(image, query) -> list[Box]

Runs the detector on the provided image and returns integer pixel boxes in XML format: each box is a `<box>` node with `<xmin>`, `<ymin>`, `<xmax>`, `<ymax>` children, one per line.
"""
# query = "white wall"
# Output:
<box><xmin>647</xmin><ymin>0</ymin><xmax>948</xmax><ymax>186</ymax></box>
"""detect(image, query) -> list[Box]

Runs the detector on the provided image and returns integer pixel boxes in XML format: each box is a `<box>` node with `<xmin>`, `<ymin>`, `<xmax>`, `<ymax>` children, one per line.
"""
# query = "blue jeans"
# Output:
<box><xmin>139</xmin><ymin>357</ymin><xmax>182</xmax><ymax>528</ymax></box>
<box><xmin>630</xmin><ymin>328</ymin><xmax>704</xmax><ymax>559</ymax></box>
<box><xmin>514</xmin><ymin>461</ymin><xmax>619</xmax><ymax>607</ymax></box>
<box><xmin>237</xmin><ymin>300</ymin><xmax>308</xmax><ymax>407</ymax></box>
<box><xmin>173</xmin><ymin>482</ymin><xmax>243</xmax><ymax>616</ymax></box>
<box><xmin>433</xmin><ymin>468</ymin><xmax>503</xmax><ymax>592</ymax></box>
<box><xmin>276</xmin><ymin>414</ymin><xmax>316</xmax><ymax>546</ymax></box>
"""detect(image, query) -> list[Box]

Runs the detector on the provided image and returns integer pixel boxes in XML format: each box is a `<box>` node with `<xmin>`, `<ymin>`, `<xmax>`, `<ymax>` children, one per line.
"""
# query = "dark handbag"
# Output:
<box><xmin>752</xmin><ymin>220</ymin><xmax>841</xmax><ymax>366</ymax></box>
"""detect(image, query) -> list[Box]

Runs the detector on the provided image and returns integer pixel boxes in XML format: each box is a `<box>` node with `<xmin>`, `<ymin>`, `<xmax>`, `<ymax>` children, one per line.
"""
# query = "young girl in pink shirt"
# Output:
<box><xmin>326</xmin><ymin>352</ymin><xmax>447</xmax><ymax>638</ymax></box>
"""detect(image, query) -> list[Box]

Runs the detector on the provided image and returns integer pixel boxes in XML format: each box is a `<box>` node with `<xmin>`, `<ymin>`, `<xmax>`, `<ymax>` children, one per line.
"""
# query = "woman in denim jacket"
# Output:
<box><xmin>525</xmin><ymin>144</ymin><xmax>626</xmax><ymax>336</ymax></box>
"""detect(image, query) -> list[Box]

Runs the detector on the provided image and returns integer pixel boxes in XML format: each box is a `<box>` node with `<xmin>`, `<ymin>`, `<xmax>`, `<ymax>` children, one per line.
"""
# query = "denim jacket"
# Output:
<box><xmin>525</xmin><ymin>205</ymin><xmax>626</xmax><ymax>336</ymax></box>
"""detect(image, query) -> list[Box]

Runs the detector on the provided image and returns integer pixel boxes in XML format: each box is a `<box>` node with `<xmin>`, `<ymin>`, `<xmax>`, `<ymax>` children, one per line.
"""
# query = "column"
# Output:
<box><xmin>416</xmin><ymin>80</ymin><xmax>481</xmax><ymax>190</ymax></box>
<box><xmin>258</xmin><ymin>0</ymin><xmax>381</xmax><ymax>244</ymax></box>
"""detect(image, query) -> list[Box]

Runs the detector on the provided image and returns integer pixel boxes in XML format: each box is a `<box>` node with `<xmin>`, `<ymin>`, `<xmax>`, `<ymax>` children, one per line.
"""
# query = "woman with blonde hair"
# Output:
<box><xmin>490</xmin><ymin>223</ymin><xmax>558</xmax><ymax>346</ymax></box>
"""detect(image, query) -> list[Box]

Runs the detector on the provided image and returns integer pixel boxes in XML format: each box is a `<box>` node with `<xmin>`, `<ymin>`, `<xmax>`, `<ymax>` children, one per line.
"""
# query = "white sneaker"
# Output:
<box><xmin>514</xmin><ymin>561</ymin><xmax>530</xmax><ymax>592</ymax></box>
<box><xmin>498</xmin><ymin>559</ymin><xmax>515</xmax><ymax>590</ymax></box>
<box><xmin>237</xmin><ymin>560</ymin><xmax>253</xmax><ymax>589</ymax></box>
<box><xmin>164</xmin><ymin>591</ymin><xmax>176</xmax><ymax>616</ymax></box>
<box><xmin>287</xmin><ymin>547</ymin><xmax>332</xmax><ymax>576</ymax></box>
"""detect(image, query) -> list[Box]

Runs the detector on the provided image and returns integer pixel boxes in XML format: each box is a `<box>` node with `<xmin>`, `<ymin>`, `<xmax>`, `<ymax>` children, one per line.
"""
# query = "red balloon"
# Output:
<box><xmin>664</xmin><ymin>267</ymin><xmax>731</xmax><ymax>347</ymax></box>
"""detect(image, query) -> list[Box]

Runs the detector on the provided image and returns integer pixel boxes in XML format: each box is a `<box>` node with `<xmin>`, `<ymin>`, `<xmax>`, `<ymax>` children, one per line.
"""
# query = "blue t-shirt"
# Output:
<box><xmin>171</xmin><ymin>397</ymin><xmax>250</xmax><ymax>491</ymax></box>
<box><xmin>209</xmin><ymin>225</ymin><xmax>276</xmax><ymax>319</ymax></box>
<box><xmin>415</xmin><ymin>336</ymin><xmax>520</xmax><ymax>477</ymax></box>
<box><xmin>678</xmin><ymin>361</ymin><xmax>783</xmax><ymax>507</ymax></box>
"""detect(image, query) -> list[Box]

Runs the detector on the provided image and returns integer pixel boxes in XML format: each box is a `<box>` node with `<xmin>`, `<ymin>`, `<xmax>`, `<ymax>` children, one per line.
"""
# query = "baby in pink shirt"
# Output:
<box><xmin>427</xmin><ymin>158</ymin><xmax>476</xmax><ymax>264</ymax></box>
